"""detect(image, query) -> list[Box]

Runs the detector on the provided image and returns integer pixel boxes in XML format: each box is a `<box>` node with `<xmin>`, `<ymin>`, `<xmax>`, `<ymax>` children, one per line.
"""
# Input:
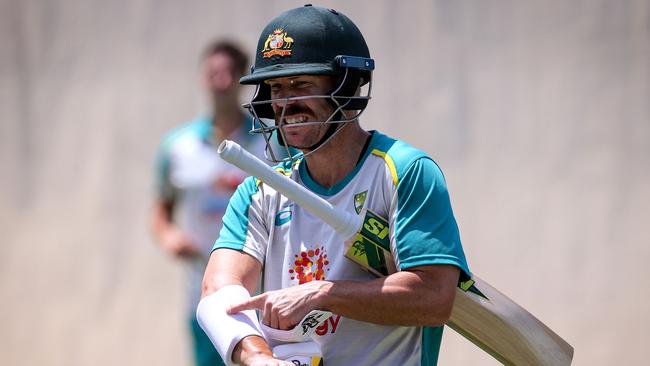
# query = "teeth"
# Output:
<box><xmin>285</xmin><ymin>116</ymin><xmax>307</xmax><ymax>124</ymax></box>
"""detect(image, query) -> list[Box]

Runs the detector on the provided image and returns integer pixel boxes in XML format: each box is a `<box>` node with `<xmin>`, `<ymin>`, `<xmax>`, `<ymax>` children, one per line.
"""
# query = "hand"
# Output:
<box><xmin>228</xmin><ymin>281</ymin><xmax>331</xmax><ymax>330</ymax></box>
<box><xmin>246</xmin><ymin>356</ymin><xmax>295</xmax><ymax>366</ymax></box>
<box><xmin>160</xmin><ymin>226</ymin><xmax>200</xmax><ymax>259</ymax></box>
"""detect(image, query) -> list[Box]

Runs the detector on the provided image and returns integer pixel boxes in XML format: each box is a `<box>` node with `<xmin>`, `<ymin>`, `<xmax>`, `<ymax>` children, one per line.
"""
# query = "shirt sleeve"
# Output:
<box><xmin>213</xmin><ymin>176</ymin><xmax>268</xmax><ymax>264</ymax></box>
<box><xmin>392</xmin><ymin>157</ymin><xmax>470</xmax><ymax>281</ymax></box>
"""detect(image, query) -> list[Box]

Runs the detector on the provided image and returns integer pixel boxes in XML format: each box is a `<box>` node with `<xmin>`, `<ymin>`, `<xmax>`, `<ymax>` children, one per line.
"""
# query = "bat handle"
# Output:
<box><xmin>218</xmin><ymin>140</ymin><xmax>362</xmax><ymax>239</ymax></box>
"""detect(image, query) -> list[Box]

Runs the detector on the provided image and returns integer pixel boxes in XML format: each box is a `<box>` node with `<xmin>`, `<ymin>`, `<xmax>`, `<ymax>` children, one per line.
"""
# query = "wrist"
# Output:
<box><xmin>315</xmin><ymin>280</ymin><xmax>334</xmax><ymax>309</ymax></box>
<box><xmin>163</xmin><ymin>224</ymin><xmax>181</xmax><ymax>237</ymax></box>
<box><xmin>233</xmin><ymin>335</ymin><xmax>273</xmax><ymax>365</ymax></box>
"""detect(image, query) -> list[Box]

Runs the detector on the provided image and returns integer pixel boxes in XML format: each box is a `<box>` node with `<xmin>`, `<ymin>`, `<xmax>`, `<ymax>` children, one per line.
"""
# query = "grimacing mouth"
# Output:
<box><xmin>282</xmin><ymin>114</ymin><xmax>310</xmax><ymax>125</ymax></box>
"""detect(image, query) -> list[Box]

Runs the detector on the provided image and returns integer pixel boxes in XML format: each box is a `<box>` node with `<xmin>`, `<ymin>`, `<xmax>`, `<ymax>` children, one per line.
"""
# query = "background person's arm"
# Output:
<box><xmin>150</xmin><ymin>199</ymin><xmax>200</xmax><ymax>259</ymax></box>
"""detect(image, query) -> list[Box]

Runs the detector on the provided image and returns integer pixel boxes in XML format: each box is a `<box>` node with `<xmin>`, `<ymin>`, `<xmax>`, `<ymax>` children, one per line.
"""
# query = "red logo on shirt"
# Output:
<box><xmin>289</xmin><ymin>246</ymin><xmax>341</xmax><ymax>336</ymax></box>
<box><xmin>289</xmin><ymin>246</ymin><xmax>330</xmax><ymax>284</ymax></box>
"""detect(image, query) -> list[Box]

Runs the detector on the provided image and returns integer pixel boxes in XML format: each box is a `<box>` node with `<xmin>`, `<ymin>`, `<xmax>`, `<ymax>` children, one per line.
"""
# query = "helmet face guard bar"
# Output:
<box><xmin>334</xmin><ymin>55</ymin><xmax>375</xmax><ymax>72</ymax></box>
<box><xmin>243</xmin><ymin>56</ymin><xmax>374</xmax><ymax>163</ymax></box>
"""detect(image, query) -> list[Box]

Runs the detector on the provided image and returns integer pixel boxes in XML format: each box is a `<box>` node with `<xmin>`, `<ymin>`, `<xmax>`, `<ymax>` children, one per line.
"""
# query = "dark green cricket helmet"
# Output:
<box><xmin>241</xmin><ymin>4</ymin><xmax>373</xmax><ymax>85</ymax></box>
<box><xmin>241</xmin><ymin>4</ymin><xmax>375</xmax><ymax>162</ymax></box>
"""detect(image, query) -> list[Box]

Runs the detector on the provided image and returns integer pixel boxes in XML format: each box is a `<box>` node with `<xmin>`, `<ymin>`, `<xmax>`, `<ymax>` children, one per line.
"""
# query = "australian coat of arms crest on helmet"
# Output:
<box><xmin>262</xmin><ymin>28</ymin><xmax>294</xmax><ymax>58</ymax></box>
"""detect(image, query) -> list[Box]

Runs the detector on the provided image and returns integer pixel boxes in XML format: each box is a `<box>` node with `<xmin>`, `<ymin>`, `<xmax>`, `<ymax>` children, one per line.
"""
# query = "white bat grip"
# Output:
<box><xmin>218</xmin><ymin>140</ymin><xmax>362</xmax><ymax>240</ymax></box>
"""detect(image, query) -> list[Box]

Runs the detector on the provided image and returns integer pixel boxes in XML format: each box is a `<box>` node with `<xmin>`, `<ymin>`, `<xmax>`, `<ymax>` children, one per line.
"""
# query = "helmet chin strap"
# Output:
<box><xmin>303</xmin><ymin>113</ymin><xmax>344</xmax><ymax>151</ymax></box>
<box><xmin>275</xmin><ymin>111</ymin><xmax>345</xmax><ymax>152</ymax></box>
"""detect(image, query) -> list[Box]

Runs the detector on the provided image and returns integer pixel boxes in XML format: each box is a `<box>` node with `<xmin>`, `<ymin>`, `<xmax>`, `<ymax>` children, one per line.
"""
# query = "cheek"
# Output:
<box><xmin>312</xmin><ymin>100</ymin><xmax>335</xmax><ymax>118</ymax></box>
<box><xmin>209</xmin><ymin>73</ymin><xmax>234</xmax><ymax>91</ymax></box>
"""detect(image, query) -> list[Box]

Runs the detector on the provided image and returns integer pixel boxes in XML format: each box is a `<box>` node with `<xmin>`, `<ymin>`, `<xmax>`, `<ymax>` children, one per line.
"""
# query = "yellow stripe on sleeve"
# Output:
<box><xmin>371</xmin><ymin>149</ymin><xmax>398</xmax><ymax>186</ymax></box>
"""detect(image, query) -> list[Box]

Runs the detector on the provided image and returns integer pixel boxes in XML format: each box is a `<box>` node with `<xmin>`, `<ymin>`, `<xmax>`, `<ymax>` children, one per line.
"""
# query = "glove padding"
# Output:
<box><xmin>260</xmin><ymin>310</ymin><xmax>332</xmax><ymax>345</ymax></box>
<box><xmin>273</xmin><ymin>341</ymin><xmax>323</xmax><ymax>366</ymax></box>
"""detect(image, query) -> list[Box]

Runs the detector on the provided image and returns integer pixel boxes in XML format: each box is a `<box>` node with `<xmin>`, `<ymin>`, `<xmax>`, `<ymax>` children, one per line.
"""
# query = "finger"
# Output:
<box><xmin>271</xmin><ymin>305</ymin><xmax>281</xmax><ymax>330</ymax></box>
<box><xmin>278</xmin><ymin>312</ymin><xmax>296</xmax><ymax>330</ymax></box>
<box><xmin>263</xmin><ymin>299</ymin><xmax>273</xmax><ymax>327</ymax></box>
<box><xmin>227</xmin><ymin>294</ymin><xmax>264</xmax><ymax>314</ymax></box>
<box><xmin>249</xmin><ymin>359</ymin><xmax>293</xmax><ymax>366</ymax></box>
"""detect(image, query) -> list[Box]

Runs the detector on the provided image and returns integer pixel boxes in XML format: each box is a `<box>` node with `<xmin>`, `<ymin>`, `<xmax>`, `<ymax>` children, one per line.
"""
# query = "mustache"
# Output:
<box><xmin>274</xmin><ymin>105</ymin><xmax>313</xmax><ymax>120</ymax></box>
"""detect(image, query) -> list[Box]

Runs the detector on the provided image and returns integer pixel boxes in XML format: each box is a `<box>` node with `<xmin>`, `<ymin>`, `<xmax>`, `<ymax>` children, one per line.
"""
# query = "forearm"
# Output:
<box><xmin>198</xmin><ymin>250</ymin><xmax>272</xmax><ymax>365</ymax></box>
<box><xmin>232</xmin><ymin>335</ymin><xmax>274</xmax><ymax>365</ymax></box>
<box><xmin>150</xmin><ymin>200</ymin><xmax>175</xmax><ymax>241</ymax></box>
<box><xmin>320</xmin><ymin>266</ymin><xmax>459</xmax><ymax>327</ymax></box>
<box><xmin>197</xmin><ymin>284</ymin><xmax>271</xmax><ymax>366</ymax></box>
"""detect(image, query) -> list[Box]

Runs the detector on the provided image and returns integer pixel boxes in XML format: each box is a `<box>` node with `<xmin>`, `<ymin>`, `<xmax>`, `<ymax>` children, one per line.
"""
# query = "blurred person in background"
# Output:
<box><xmin>151</xmin><ymin>39</ymin><xmax>266</xmax><ymax>366</ymax></box>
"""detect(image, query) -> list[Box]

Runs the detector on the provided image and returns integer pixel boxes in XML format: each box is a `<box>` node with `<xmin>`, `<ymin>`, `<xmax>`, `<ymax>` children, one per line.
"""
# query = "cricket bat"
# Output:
<box><xmin>218</xmin><ymin>140</ymin><xmax>574</xmax><ymax>366</ymax></box>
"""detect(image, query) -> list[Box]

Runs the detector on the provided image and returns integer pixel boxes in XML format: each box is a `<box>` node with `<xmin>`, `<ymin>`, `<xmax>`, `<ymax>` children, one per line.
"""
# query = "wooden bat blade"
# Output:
<box><xmin>345</xmin><ymin>208</ymin><xmax>575</xmax><ymax>364</ymax></box>
<box><xmin>450</xmin><ymin>276</ymin><xmax>574</xmax><ymax>365</ymax></box>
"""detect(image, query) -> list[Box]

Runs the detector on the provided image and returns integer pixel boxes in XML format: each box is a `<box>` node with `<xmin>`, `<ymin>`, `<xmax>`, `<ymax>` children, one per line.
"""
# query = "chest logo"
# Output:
<box><xmin>289</xmin><ymin>246</ymin><xmax>330</xmax><ymax>284</ymax></box>
<box><xmin>353</xmin><ymin>190</ymin><xmax>368</xmax><ymax>214</ymax></box>
<box><xmin>275</xmin><ymin>207</ymin><xmax>293</xmax><ymax>226</ymax></box>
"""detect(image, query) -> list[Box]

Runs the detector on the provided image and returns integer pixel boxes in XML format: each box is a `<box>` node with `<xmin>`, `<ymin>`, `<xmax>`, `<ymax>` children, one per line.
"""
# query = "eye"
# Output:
<box><xmin>293</xmin><ymin>81</ymin><xmax>312</xmax><ymax>89</ymax></box>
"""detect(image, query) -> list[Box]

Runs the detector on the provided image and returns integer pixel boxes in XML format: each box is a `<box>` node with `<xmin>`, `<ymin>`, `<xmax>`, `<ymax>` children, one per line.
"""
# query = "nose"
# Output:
<box><xmin>273</xmin><ymin>96</ymin><xmax>294</xmax><ymax>108</ymax></box>
<box><xmin>271</xmin><ymin>89</ymin><xmax>297</xmax><ymax>110</ymax></box>
<box><xmin>272</xmin><ymin>99</ymin><xmax>295</xmax><ymax>118</ymax></box>
<box><xmin>209</xmin><ymin>72</ymin><xmax>234</xmax><ymax>93</ymax></box>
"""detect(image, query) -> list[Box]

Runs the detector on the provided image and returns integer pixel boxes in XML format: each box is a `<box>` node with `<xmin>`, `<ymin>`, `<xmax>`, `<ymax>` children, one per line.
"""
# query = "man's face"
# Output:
<box><xmin>203</xmin><ymin>52</ymin><xmax>240</xmax><ymax>102</ymax></box>
<box><xmin>267</xmin><ymin>75</ymin><xmax>336</xmax><ymax>149</ymax></box>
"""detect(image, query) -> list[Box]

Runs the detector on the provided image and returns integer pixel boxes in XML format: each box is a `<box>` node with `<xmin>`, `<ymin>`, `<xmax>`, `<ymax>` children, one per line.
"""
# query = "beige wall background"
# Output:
<box><xmin>1</xmin><ymin>0</ymin><xmax>648</xmax><ymax>365</ymax></box>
